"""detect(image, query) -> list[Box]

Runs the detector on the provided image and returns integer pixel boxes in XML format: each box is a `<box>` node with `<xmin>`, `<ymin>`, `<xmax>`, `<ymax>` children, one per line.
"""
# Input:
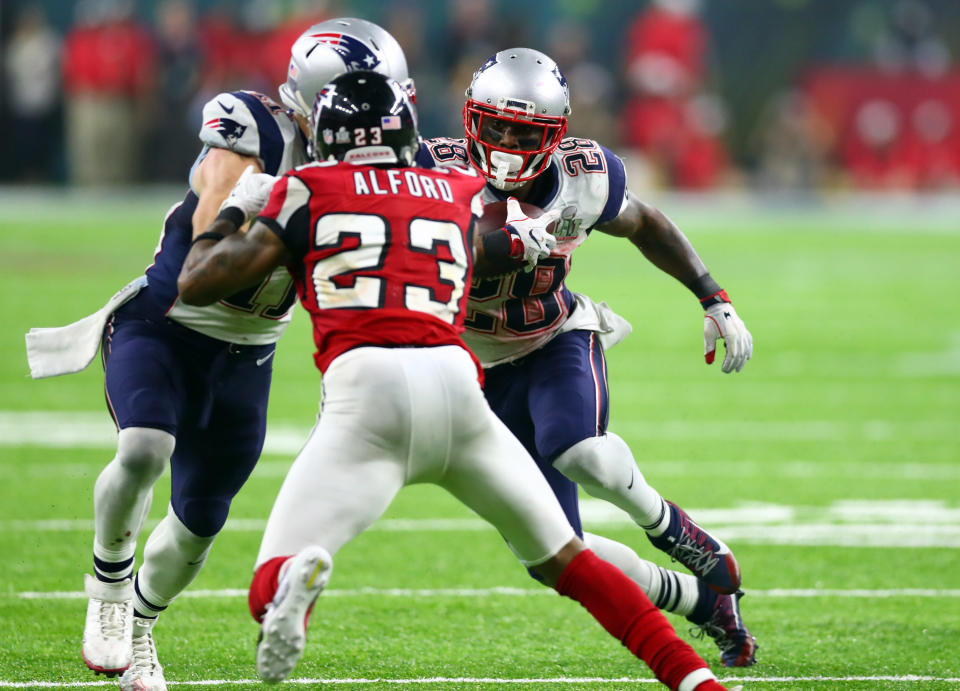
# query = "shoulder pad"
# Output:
<box><xmin>199</xmin><ymin>91</ymin><xmax>291</xmax><ymax>165</ymax></box>
<box><xmin>199</xmin><ymin>92</ymin><xmax>260</xmax><ymax>156</ymax></box>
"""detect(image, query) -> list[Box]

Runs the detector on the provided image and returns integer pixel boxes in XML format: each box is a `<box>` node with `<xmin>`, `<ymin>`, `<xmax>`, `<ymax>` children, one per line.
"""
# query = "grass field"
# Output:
<box><xmin>1</xmin><ymin>190</ymin><xmax>958</xmax><ymax>690</ymax></box>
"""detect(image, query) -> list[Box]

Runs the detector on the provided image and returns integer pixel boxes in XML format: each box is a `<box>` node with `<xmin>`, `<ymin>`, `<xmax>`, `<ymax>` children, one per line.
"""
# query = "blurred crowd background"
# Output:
<box><xmin>3</xmin><ymin>0</ymin><xmax>960</xmax><ymax>192</ymax></box>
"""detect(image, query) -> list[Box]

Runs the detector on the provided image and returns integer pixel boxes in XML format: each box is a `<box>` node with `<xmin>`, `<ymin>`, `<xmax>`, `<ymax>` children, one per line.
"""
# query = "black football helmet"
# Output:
<box><xmin>309</xmin><ymin>70</ymin><xmax>419</xmax><ymax>166</ymax></box>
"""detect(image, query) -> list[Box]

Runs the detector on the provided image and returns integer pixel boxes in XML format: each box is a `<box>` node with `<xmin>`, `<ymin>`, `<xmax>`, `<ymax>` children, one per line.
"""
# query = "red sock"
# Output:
<box><xmin>555</xmin><ymin>549</ymin><xmax>718</xmax><ymax>690</ymax></box>
<box><xmin>248</xmin><ymin>556</ymin><xmax>288</xmax><ymax>623</ymax></box>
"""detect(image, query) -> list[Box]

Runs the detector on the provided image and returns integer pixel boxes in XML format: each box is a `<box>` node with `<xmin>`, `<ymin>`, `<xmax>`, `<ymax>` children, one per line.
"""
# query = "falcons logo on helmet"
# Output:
<box><xmin>307</xmin><ymin>32</ymin><xmax>381</xmax><ymax>71</ymax></box>
<box><xmin>203</xmin><ymin>117</ymin><xmax>247</xmax><ymax>146</ymax></box>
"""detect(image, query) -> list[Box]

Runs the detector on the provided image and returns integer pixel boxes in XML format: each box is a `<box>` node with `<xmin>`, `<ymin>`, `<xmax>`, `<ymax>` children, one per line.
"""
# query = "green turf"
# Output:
<box><xmin>1</xmin><ymin>195</ymin><xmax>958</xmax><ymax>689</ymax></box>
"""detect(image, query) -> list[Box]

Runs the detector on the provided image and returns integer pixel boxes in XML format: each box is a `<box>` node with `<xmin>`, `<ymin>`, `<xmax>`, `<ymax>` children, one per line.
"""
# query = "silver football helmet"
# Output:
<box><xmin>463</xmin><ymin>48</ymin><xmax>570</xmax><ymax>190</ymax></box>
<box><xmin>279</xmin><ymin>17</ymin><xmax>415</xmax><ymax>118</ymax></box>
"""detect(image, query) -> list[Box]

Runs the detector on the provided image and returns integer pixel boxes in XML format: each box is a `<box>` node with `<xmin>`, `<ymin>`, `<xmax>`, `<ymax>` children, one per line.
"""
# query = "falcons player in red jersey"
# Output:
<box><xmin>178</xmin><ymin>72</ymin><xmax>738</xmax><ymax>691</ymax></box>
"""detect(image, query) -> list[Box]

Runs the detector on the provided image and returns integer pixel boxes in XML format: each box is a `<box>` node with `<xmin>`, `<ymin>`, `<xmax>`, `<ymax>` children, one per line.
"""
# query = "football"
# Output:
<box><xmin>472</xmin><ymin>200</ymin><xmax>555</xmax><ymax>278</ymax></box>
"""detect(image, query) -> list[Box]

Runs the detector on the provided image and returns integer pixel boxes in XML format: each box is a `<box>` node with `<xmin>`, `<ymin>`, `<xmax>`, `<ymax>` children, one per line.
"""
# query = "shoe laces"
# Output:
<box><xmin>690</xmin><ymin>595</ymin><xmax>741</xmax><ymax>655</ymax></box>
<box><xmin>691</xmin><ymin>616</ymin><xmax>738</xmax><ymax>655</ymax></box>
<box><xmin>666</xmin><ymin>515</ymin><xmax>721</xmax><ymax>576</ymax></box>
<box><xmin>668</xmin><ymin>539</ymin><xmax>721</xmax><ymax>576</ymax></box>
<box><xmin>96</xmin><ymin>598</ymin><xmax>130</xmax><ymax>640</ymax></box>
<box><xmin>129</xmin><ymin>629</ymin><xmax>161</xmax><ymax>674</ymax></box>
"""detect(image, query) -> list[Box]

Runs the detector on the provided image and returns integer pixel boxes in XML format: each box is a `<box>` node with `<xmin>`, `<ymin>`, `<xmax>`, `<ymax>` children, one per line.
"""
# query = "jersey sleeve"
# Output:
<box><xmin>198</xmin><ymin>91</ymin><xmax>286</xmax><ymax>174</ymax></box>
<box><xmin>595</xmin><ymin>144</ymin><xmax>628</xmax><ymax>226</ymax></box>
<box><xmin>256</xmin><ymin>174</ymin><xmax>312</xmax><ymax>262</ymax></box>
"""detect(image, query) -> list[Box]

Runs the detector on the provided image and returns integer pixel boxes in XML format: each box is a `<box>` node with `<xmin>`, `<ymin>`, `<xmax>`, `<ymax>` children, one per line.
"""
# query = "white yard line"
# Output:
<box><xmin>1</xmin><ymin>412</ymin><xmax>958</xmax><ymax>451</ymax></box>
<box><xmin>7</xmin><ymin>519</ymin><xmax>957</xmax><ymax>547</ymax></box>
<box><xmin>5</xmin><ymin>498</ymin><xmax>960</xmax><ymax>547</ymax></box>
<box><xmin>8</xmin><ymin>458</ymin><xmax>960</xmax><ymax>481</ymax></box>
<box><xmin>0</xmin><ymin>674</ymin><xmax>958</xmax><ymax>687</ymax></box>
<box><xmin>17</xmin><ymin>587</ymin><xmax>960</xmax><ymax>600</ymax></box>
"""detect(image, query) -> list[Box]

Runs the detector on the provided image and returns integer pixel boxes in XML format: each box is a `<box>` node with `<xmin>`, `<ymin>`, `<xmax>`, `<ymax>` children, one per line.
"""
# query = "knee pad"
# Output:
<box><xmin>552</xmin><ymin>432</ymin><xmax>636</xmax><ymax>494</ymax></box>
<box><xmin>116</xmin><ymin>427</ymin><xmax>174</xmax><ymax>481</ymax></box>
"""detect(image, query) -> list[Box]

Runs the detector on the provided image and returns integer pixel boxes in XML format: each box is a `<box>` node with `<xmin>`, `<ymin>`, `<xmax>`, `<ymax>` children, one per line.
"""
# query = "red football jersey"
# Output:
<box><xmin>258</xmin><ymin>161</ymin><xmax>486</xmax><ymax>374</ymax></box>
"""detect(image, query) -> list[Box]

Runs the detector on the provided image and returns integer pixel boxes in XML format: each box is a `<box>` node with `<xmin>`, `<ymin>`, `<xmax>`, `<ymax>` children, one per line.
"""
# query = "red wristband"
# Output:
<box><xmin>502</xmin><ymin>225</ymin><xmax>525</xmax><ymax>259</ymax></box>
<box><xmin>699</xmin><ymin>289</ymin><xmax>731</xmax><ymax>309</ymax></box>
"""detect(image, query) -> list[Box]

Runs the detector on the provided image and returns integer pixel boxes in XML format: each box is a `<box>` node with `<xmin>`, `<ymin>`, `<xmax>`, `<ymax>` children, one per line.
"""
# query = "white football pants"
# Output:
<box><xmin>256</xmin><ymin>345</ymin><xmax>575</xmax><ymax>569</ymax></box>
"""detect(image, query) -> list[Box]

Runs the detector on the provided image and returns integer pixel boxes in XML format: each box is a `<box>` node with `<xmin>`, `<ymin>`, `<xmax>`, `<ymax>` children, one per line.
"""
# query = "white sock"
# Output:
<box><xmin>133</xmin><ymin>506</ymin><xmax>215</xmax><ymax>618</ymax></box>
<box><xmin>93</xmin><ymin>427</ymin><xmax>173</xmax><ymax>561</ymax></box>
<box><xmin>583</xmin><ymin>532</ymin><xmax>698</xmax><ymax>616</ymax></box>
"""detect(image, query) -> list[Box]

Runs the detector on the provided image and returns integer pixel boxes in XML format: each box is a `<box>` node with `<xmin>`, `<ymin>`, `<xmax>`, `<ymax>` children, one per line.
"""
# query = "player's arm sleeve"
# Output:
<box><xmin>594</xmin><ymin>145</ymin><xmax>628</xmax><ymax>227</ymax></box>
<box><xmin>256</xmin><ymin>174</ymin><xmax>312</xmax><ymax>264</ymax></box>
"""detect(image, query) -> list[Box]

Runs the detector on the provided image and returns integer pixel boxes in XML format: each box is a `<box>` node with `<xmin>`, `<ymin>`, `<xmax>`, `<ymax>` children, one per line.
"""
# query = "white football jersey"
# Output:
<box><xmin>146</xmin><ymin>91</ymin><xmax>310</xmax><ymax>345</ymax></box>
<box><xmin>418</xmin><ymin>136</ymin><xmax>629</xmax><ymax>365</ymax></box>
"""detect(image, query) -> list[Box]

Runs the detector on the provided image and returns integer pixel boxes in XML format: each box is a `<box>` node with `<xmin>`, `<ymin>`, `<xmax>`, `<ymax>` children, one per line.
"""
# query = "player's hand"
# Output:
<box><xmin>704</xmin><ymin>301</ymin><xmax>753</xmax><ymax>373</ymax></box>
<box><xmin>219</xmin><ymin>165</ymin><xmax>278</xmax><ymax>223</ymax></box>
<box><xmin>504</xmin><ymin>197</ymin><xmax>559</xmax><ymax>272</ymax></box>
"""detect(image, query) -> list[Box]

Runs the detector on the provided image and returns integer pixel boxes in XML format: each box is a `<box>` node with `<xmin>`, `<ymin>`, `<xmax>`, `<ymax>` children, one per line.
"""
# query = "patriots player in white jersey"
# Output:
<box><xmin>77</xmin><ymin>19</ymin><xmax>414</xmax><ymax>690</ymax></box>
<box><xmin>417</xmin><ymin>48</ymin><xmax>756</xmax><ymax>667</ymax></box>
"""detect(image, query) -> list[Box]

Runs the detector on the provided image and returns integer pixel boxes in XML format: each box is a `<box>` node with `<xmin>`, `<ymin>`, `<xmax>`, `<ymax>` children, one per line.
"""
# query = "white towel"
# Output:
<box><xmin>562</xmin><ymin>292</ymin><xmax>633</xmax><ymax>351</ymax></box>
<box><xmin>25</xmin><ymin>276</ymin><xmax>148</xmax><ymax>379</ymax></box>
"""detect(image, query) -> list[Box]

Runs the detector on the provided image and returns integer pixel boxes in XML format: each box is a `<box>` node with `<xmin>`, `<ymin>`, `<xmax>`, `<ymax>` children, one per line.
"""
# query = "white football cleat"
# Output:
<box><xmin>82</xmin><ymin>574</ymin><xmax>133</xmax><ymax>676</ymax></box>
<box><xmin>119</xmin><ymin>617</ymin><xmax>167</xmax><ymax>691</ymax></box>
<box><xmin>256</xmin><ymin>545</ymin><xmax>333</xmax><ymax>684</ymax></box>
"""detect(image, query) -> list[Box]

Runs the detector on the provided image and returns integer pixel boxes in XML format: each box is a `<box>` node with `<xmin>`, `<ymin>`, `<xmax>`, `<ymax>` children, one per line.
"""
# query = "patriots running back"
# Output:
<box><xmin>419</xmin><ymin>47</ymin><xmax>757</xmax><ymax>669</ymax></box>
<box><xmin>418</xmin><ymin>133</ymin><xmax>626</xmax><ymax>366</ymax></box>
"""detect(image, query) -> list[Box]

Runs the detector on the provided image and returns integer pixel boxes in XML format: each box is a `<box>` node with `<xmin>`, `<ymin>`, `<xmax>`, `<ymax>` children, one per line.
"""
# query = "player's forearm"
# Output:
<box><xmin>629</xmin><ymin>211</ymin><xmax>709</xmax><ymax>287</ymax></box>
<box><xmin>191</xmin><ymin>192</ymin><xmax>230</xmax><ymax>239</ymax></box>
<box><xmin>190</xmin><ymin>148</ymin><xmax>261</xmax><ymax>238</ymax></box>
<box><xmin>178</xmin><ymin>215</ymin><xmax>244</xmax><ymax>305</ymax></box>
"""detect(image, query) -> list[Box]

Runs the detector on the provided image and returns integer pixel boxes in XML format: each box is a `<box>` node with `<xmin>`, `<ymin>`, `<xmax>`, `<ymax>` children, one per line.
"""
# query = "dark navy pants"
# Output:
<box><xmin>482</xmin><ymin>329</ymin><xmax>610</xmax><ymax>538</ymax></box>
<box><xmin>101</xmin><ymin>290</ymin><xmax>275</xmax><ymax>537</ymax></box>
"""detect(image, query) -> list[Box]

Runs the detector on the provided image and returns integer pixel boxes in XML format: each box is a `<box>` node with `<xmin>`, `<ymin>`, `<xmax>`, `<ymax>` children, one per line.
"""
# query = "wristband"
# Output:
<box><xmin>685</xmin><ymin>273</ymin><xmax>731</xmax><ymax>309</ymax></box>
<box><xmin>215</xmin><ymin>205</ymin><xmax>246</xmax><ymax>229</ymax></box>
<box><xmin>685</xmin><ymin>273</ymin><xmax>722</xmax><ymax>300</ymax></box>
<box><xmin>191</xmin><ymin>231</ymin><xmax>225</xmax><ymax>246</ymax></box>
<box><xmin>699</xmin><ymin>289</ymin><xmax>731</xmax><ymax>309</ymax></box>
<box><xmin>502</xmin><ymin>225</ymin><xmax>525</xmax><ymax>259</ymax></box>
<box><xmin>480</xmin><ymin>226</ymin><xmax>517</xmax><ymax>261</ymax></box>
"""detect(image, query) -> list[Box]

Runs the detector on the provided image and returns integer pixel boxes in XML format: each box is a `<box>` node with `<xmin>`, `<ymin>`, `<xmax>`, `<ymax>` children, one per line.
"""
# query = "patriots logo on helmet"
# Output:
<box><xmin>204</xmin><ymin>117</ymin><xmax>247</xmax><ymax>146</ymax></box>
<box><xmin>476</xmin><ymin>54</ymin><xmax>498</xmax><ymax>75</ymax></box>
<box><xmin>551</xmin><ymin>64</ymin><xmax>567</xmax><ymax>89</ymax></box>
<box><xmin>307</xmin><ymin>32</ymin><xmax>381</xmax><ymax>71</ymax></box>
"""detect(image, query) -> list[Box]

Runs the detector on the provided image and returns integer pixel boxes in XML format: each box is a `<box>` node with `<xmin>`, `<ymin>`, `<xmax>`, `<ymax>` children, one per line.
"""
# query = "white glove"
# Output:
<box><xmin>504</xmin><ymin>196</ymin><xmax>560</xmax><ymax>272</ymax></box>
<box><xmin>219</xmin><ymin>165</ymin><xmax>278</xmax><ymax>223</ymax></box>
<box><xmin>704</xmin><ymin>301</ymin><xmax>753</xmax><ymax>373</ymax></box>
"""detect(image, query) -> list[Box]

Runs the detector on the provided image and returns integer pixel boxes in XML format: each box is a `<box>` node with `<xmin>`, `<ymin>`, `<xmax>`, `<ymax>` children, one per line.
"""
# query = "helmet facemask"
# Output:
<box><xmin>463</xmin><ymin>100</ymin><xmax>567</xmax><ymax>190</ymax></box>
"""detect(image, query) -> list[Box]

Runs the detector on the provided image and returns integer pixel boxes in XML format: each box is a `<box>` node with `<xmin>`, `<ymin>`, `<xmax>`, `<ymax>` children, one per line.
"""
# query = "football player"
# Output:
<box><xmin>177</xmin><ymin>69</ymin><xmax>736</xmax><ymax>691</ymax></box>
<box><xmin>76</xmin><ymin>19</ymin><xmax>414</xmax><ymax>690</ymax></box>
<box><xmin>417</xmin><ymin>48</ymin><xmax>757</xmax><ymax>667</ymax></box>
